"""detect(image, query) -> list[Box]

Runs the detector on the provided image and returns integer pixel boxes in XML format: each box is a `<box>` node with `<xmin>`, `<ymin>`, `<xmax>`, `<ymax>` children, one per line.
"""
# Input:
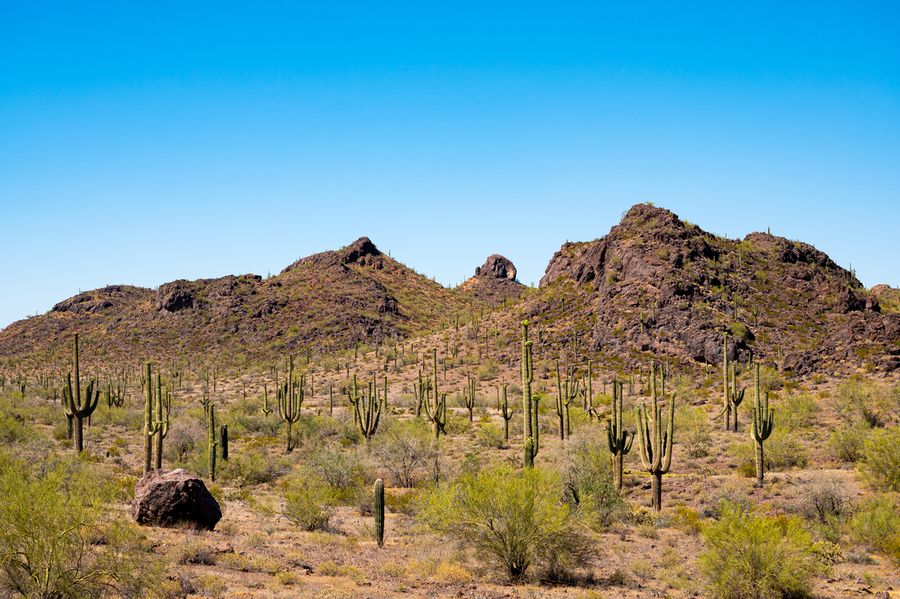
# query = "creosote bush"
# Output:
<box><xmin>418</xmin><ymin>464</ymin><xmax>590</xmax><ymax>580</ymax></box>
<box><xmin>562</xmin><ymin>436</ymin><xmax>627</xmax><ymax>529</ymax></box>
<box><xmin>372</xmin><ymin>419</ymin><xmax>439</xmax><ymax>488</ymax></box>
<box><xmin>849</xmin><ymin>494</ymin><xmax>900</xmax><ymax>565</ymax></box>
<box><xmin>699</xmin><ymin>501</ymin><xmax>821</xmax><ymax>599</ymax></box>
<box><xmin>282</xmin><ymin>471</ymin><xmax>335</xmax><ymax>531</ymax></box>
<box><xmin>0</xmin><ymin>449</ymin><xmax>165</xmax><ymax>598</ymax></box>
<box><xmin>859</xmin><ymin>426</ymin><xmax>900</xmax><ymax>492</ymax></box>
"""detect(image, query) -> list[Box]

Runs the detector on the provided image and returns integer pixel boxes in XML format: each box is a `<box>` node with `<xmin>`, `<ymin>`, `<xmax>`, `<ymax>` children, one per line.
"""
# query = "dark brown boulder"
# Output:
<box><xmin>474</xmin><ymin>254</ymin><xmax>518</xmax><ymax>281</ymax></box>
<box><xmin>131</xmin><ymin>469</ymin><xmax>221</xmax><ymax>530</ymax></box>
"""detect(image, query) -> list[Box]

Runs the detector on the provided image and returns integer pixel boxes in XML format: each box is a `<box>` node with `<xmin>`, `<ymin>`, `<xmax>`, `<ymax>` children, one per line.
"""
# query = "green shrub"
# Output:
<box><xmin>0</xmin><ymin>450</ymin><xmax>164</xmax><ymax>598</ymax></box>
<box><xmin>781</xmin><ymin>394</ymin><xmax>818</xmax><ymax>430</ymax></box>
<box><xmin>418</xmin><ymin>464</ymin><xmax>590</xmax><ymax>580</ymax></box>
<box><xmin>732</xmin><ymin>428</ymin><xmax>807</xmax><ymax>475</ymax></box>
<box><xmin>372</xmin><ymin>419</ymin><xmax>439</xmax><ymax>488</ymax></box>
<box><xmin>282</xmin><ymin>473</ymin><xmax>334</xmax><ymax>531</ymax></box>
<box><xmin>859</xmin><ymin>426</ymin><xmax>900</xmax><ymax>492</ymax></box>
<box><xmin>475</xmin><ymin>422</ymin><xmax>506</xmax><ymax>449</ymax></box>
<box><xmin>0</xmin><ymin>400</ymin><xmax>31</xmax><ymax>443</ymax></box>
<box><xmin>700</xmin><ymin>502</ymin><xmax>820</xmax><ymax>598</ymax></box>
<box><xmin>305</xmin><ymin>443</ymin><xmax>364</xmax><ymax>502</ymax></box>
<box><xmin>220</xmin><ymin>447</ymin><xmax>291</xmax><ymax>486</ymax></box>
<box><xmin>680</xmin><ymin>406</ymin><xmax>712</xmax><ymax>458</ymax></box>
<box><xmin>849</xmin><ymin>494</ymin><xmax>900</xmax><ymax>564</ymax></box>
<box><xmin>828</xmin><ymin>422</ymin><xmax>869</xmax><ymax>462</ymax></box>
<box><xmin>562</xmin><ymin>437</ymin><xmax>627</xmax><ymax>529</ymax></box>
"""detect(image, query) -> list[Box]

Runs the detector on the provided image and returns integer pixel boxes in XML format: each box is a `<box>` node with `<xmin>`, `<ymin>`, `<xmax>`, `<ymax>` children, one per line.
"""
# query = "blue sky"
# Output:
<box><xmin>1</xmin><ymin>2</ymin><xmax>899</xmax><ymax>328</ymax></box>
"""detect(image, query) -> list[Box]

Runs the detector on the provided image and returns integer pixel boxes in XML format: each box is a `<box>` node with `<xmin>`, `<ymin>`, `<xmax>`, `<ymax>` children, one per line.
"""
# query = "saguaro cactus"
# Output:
<box><xmin>262</xmin><ymin>384</ymin><xmax>272</xmax><ymax>417</ymax></box>
<box><xmin>355</xmin><ymin>374</ymin><xmax>383</xmax><ymax>444</ymax></box>
<box><xmin>374</xmin><ymin>478</ymin><xmax>385</xmax><ymax>547</ymax></box>
<box><xmin>277</xmin><ymin>356</ymin><xmax>304</xmax><ymax>453</ymax></box>
<box><xmin>423</xmin><ymin>349</ymin><xmax>447</xmax><ymax>438</ymax></box>
<box><xmin>750</xmin><ymin>363</ymin><xmax>775</xmax><ymax>486</ymax></box>
<box><xmin>522</xmin><ymin>321</ymin><xmax>538</xmax><ymax>468</ymax></box>
<box><xmin>208</xmin><ymin>404</ymin><xmax>218</xmax><ymax>481</ymax></box>
<box><xmin>729</xmin><ymin>363</ymin><xmax>745</xmax><ymax>432</ymax></box>
<box><xmin>463</xmin><ymin>374</ymin><xmax>476</xmax><ymax>422</ymax></box>
<box><xmin>143</xmin><ymin>363</ymin><xmax>154</xmax><ymax>474</ymax></box>
<box><xmin>148</xmin><ymin>373</ymin><xmax>171</xmax><ymax>470</ymax></box>
<box><xmin>500</xmin><ymin>384</ymin><xmax>513</xmax><ymax>442</ymax></box>
<box><xmin>555</xmin><ymin>361</ymin><xmax>580</xmax><ymax>440</ymax></box>
<box><xmin>220</xmin><ymin>424</ymin><xmax>229</xmax><ymax>461</ymax></box>
<box><xmin>606</xmin><ymin>381</ymin><xmax>633</xmax><ymax>491</ymax></box>
<box><xmin>723</xmin><ymin>332</ymin><xmax>731</xmax><ymax>430</ymax></box>
<box><xmin>62</xmin><ymin>334</ymin><xmax>100</xmax><ymax>455</ymax></box>
<box><xmin>635</xmin><ymin>363</ymin><xmax>675</xmax><ymax>511</ymax></box>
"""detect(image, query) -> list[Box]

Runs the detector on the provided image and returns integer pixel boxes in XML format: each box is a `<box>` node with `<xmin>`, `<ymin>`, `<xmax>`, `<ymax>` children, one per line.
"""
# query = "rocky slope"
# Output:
<box><xmin>0</xmin><ymin>237</ymin><xmax>484</xmax><ymax>368</ymax></box>
<box><xmin>1</xmin><ymin>205</ymin><xmax>896</xmax><ymax>377</ymax></box>
<box><xmin>529</xmin><ymin>203</ymin><xmax>899</xmax><ymax>375</ymax></box>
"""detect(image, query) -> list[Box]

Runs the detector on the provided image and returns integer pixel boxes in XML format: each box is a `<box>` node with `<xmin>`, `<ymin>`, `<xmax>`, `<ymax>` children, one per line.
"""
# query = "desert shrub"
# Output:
<box><xmin>859</xmin><ymin>426</ymin><xmax>900</xmax><ymax>491</ymax></box>
<box><xmin>700</xmin><ymin>502</ymin><xmax>820</xmax><ymax>599</ymax></box>
<box><xmin>828</xmin><ymin>422</ymin><xmax>869</xmax><ymax>462</ymax></box>
<box><xmin>418</xmin><ymin>464</ymin><xmax>589</xmax><ymax>580</ymax></box>
<box><xmin>832</xmin><ymin>378</ymin><xmax>898</xmax><ymax>428</ymax></box>
<box><xmin>476</xmin><ymin>359</ymin><xmax>498</xmax><ymax>381</ymax></box>
<box><xmin>282</xmin><ymin>472</ymin><xmax>334</xmax><ymax>531</ymax></box>
<box><xmin>444</xmin><ymin>410</ymin><xmax>472</xmax><ymax>435</ymax></box>
<box><xmin>0</xmin><ymin>399</ymin><xmax>31</xmax><ymax>443</ymax></box>
<box><xmin>781</xmin><ymin>394</ymin><xmax>818</xmax><ymax>430</ymax></box>
<box><xmin>702</xmin><ymin>482</ymin><xmax>752</xmax><ymax>518</ymax></box>
<box><xmin>680</xmin><ymin>405</ymin><xmax>712</xmax><ymax>458</ymax></box>
<box><xmin>220</xmin><ymin>446</ymin><xmax>291</xmax><ymax>486</ymax></box>
<box><xmin>372</xmin><ymin>420</ymin><xmax>439</xmax><ymax>488</ymax></box>
<box><xmin>305</xmin><ymin>443</ymin><xmax>364</xmax><ymax>501</ymax></box>
<box><xmin>732</xmin><ymin>428</ymin><xmax>807</xmax><ymax>475</ymax></box>
<box><xmin>849</xmin><ymin>494</ymin><xmax>900</xmax><ymax>564</ymax></box>
<box><xmin>475</xmin><ymin>422</ymin><xmax>506</xmax><ymax>449</ymax></box>
<box><xmin>0</xmin><ymin>450</ymin><xmax>165</xmax><ymax>598</ymax></box>
<box><xmin>164</xmin><ymin>418</ymin><xmax>205</xmax><ymax>463</ymax></box>
<box><xmin>562</xmin><ymin>437</ymin><xmax>627</xmax><ymax>529</ymax></box>
<box><xmin>673</xmin><ymin>506</ymin><xmax>703</xmax><ymax>536</ymax></box>
<box><xmin>796</xmin><ymin>476</ymin><xmax>850</xmax><ymax>521</ymax></box>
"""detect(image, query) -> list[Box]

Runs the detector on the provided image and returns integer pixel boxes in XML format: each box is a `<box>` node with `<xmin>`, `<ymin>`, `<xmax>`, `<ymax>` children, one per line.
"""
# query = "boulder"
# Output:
<box><xmin>131</xmin><ymin>469</ymin><xmax>221</xmax><ymax>530</ymax></box>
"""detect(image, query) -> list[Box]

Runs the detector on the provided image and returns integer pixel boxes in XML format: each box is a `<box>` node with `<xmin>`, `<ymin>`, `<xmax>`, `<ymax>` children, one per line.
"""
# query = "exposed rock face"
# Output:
<box><xmin>342</xmin><ymin>236</ymin><xmax>382</xmax><ymax>265</ymax></box>
<box><xmin>534</xmin><ymin>203</ymin><xmax>898</xmax><ymax>374</ymax></box>
<box><xmin>157</xmin><ymin>281</ymin><xmax>195</xmax><ymax>312</ymax></box>
<box><xmin>461</xmin><ymin>254</ymin><xmax>525</xmax><ymax>305</ymax></box>
<box><xmin>475</xmin><ymin>254</ymin><xmax>518</xmax><ymax>281</ymax></box>
<box><xmin>131</xmin><ymin>469</ymin><xmax>222</xmax><ymax>531</ymax></box>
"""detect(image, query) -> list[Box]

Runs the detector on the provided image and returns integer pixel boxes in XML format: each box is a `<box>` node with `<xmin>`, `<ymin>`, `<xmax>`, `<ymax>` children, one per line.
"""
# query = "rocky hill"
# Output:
<box><xmin>0</xmin><ymin>237</ymin><xmax>487</xmax><ymax>368</ymax></box>
<box><xmin>525</xmin><ymin>203</ymin><xmax>899</xmax><ymax>375</ymax></box>
<box><xmin>1</xmin><ymin>205</ymin><xmax>897</xmax><ymax>377</ymax></box>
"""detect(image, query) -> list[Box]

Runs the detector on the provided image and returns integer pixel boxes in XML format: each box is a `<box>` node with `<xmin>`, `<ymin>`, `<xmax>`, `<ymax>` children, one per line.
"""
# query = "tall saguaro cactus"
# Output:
<box><xmin>423</xmin><ymin>349</ymin><xmax>447</xmax><ymax>438</ymax></box>
<box><xmin>606</xmin><ymin>381</ymin><xmax>633</xmax><ymax>491</ymax></box>
<box><xmin>555</xmin><ymin>361</ymin><xmax>580</xmax><ymax>440</ymax></box>
<box><xmin>62</xmin><ymin>334</ymin><xmax>100</xmax><ymax>455</ymax></box>
<box><xmin>143</xmin><ymin>363</ymin><xmax>154</xmax><ymax>474</ymax></box>
<box><xmin>463</xmin><ymin>374</ymin><xmax>476</xmax><ymax>422</ymax></box>
<box><xmin>729</xmin><ymin>363</ymin><xmax>746</xmax><ymax>432</ymax></box>
<box><xmin>148</xmin><ymin>373</ymin><xmax>171</xmax><ymax>470</ymax></box>
<box><xmin>723</xmin><ymin>332</ymin><xmax>731</xmax><ymax>431</ymax></box>
<box><xmin>374</xmin><ymin>478</ymin><xmax>385</xmax><ymax>547</ymax></box>
<box><xmin>277</xmin><ymin>356</ymin><xmax>304</xmax><ymax>453</ymax></box>
<box><xmin>522</xmin><ymin>320</ymin><xmax>536</xmax><ymax>468</ymax></box>
<box><xmin>635</xmin><ymin>363</ymin><xmax>675</xmax><ymax>511</ymax></box>
<box><xmin>750</xmin><ymin>363</ymin><xmax>775</xmax><ymax>486</ymax></box>
<box><xmin>355</xmin><ymin>374</ymin><xmax>383</xmax><ymax>444</ymax></box>
<box><xmin>208</xmin><ymin>404</ymin><xmax>218</xmax><ymax>481</ymax></box>
<box><xmin>500</xmin><ymin>384</ymin><xmax>513</xmax><ymax>443</ymax></box>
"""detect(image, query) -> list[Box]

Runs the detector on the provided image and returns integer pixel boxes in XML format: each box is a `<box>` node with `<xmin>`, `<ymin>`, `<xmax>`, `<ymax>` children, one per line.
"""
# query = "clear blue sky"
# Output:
<box><xmin>2</xmin><ymin>2</ymin><xmax>899</xmax><ymax>328</ymax></box>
